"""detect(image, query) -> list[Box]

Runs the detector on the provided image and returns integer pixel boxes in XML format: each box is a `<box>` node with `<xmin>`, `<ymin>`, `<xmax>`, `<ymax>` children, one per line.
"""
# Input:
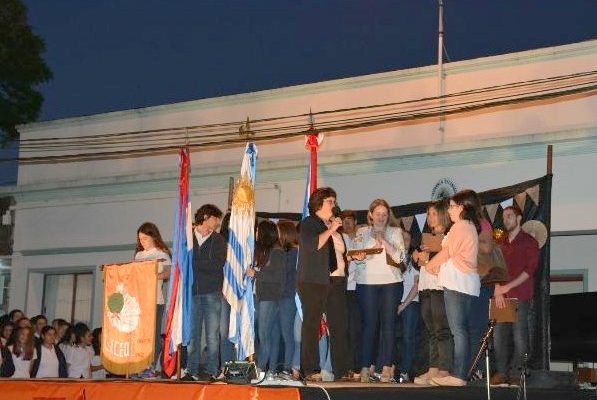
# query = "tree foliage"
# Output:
<box><xmin>0</xmin><ymin>0</ymin><xmax>52</xmax><ymax>143</ymax></box>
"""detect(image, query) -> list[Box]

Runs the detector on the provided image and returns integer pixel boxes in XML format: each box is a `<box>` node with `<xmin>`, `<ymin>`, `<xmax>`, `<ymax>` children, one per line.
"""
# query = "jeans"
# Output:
<box><xmin>468</xmin><ymin>285</ymin><xmax>494</xmax><ymax>372</ymax></box>
<box><xmin>357</xmin><ymin>282</ymin><xmax>402</xmax><ymax>368</ymax></box>
<box><xmin>444</xmin><ymin>289</ymin><xmax>475</xmax><ymax>380</ymax></box>
<box><xmin>271</xmin><ymin>296</ymin><xmax>296</xmax><ymax>371</ymax></box>
<box><xmin>257</xmin><ymin>300</ymin><xmax>279</xmax><ymax>371</ymax></box>
<box><xmin>494</xmin><ymin>299</ymin><xmax>530</xmax><ymax>378</ymax></box>
<box><xmin>219</xmin><ymin>297</ymin><xmax>236</xmax><ymax>366</ymax></box>
<box><xmin>154</xmin><ymin>304</ymin><xmax>164</xmax><ymax>369</ymax></box>
<box><xmin>189</xmin><ymin>292</ymin><xmax>222</xmax><ymax>375</ymax></box>
<box><xmin>292</xmin><ymin>312</ymin><xmax>301</xmax><ymax>370</ymax></box>
<box><xmin>400</xmin><ymin>301</ymin><xmax>420</xmax><ymax>376</ymax></box>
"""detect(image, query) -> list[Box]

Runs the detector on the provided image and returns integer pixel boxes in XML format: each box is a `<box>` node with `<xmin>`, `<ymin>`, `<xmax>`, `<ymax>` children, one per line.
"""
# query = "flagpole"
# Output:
<box><xmin>176</xmin><ymin>344</ymin><xmax>182</xmax><ymax>379</ymax></box>
<box><xmin>547</xmin><ymin>145</ymin><xmax>553</xmax><ymax>174</ymax></box>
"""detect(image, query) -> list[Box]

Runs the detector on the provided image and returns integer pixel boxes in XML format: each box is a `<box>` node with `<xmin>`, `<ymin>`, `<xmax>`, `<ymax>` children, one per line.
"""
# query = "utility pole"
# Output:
<box><xmin>437</xmin><ymin>0</ymin><xmax>446</xmax><ymax>141</ymax></box>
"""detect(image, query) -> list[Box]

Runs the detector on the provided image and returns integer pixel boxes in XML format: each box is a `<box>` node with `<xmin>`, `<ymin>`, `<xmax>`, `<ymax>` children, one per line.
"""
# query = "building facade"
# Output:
<box><xmin>0</xmin><ymin>40</ymin><xmax>595</xmax><ymax>337</ymax></box>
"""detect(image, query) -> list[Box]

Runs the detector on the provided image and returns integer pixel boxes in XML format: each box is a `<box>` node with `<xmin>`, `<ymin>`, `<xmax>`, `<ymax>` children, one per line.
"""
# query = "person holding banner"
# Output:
<box><xmin>189</xmin><ymin>204</ymin><xmax>226</xmax><ymax>379</ymax></box>
<box><xmin>134</xmin><ymin>222</ymin><xmax>172</xmax><ymax>374</ymax></box>
<box><xmin>425</xmin><ymin>189</ymin><xmax>481</xmax><ymax>387</ymax></box>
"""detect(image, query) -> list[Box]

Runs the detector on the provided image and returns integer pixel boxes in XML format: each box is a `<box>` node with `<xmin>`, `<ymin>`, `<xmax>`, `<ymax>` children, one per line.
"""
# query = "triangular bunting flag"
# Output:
<box><xmin>526</xmin><ymin>185</ymin><xmax>540</xmax><ymax>205</ymax></box>
<box><xmin>414</xmin><ymin>213</ymin><xmax>427</xmax><ymax>231</ymax></box>
<box><xmin>485</xmin><ymin>203</ymin><xmax>499</xmax><ymax>223</ymax></box>
<box><xmin>402</xmin><ymin>216</ymin><xmax>414</xmax><ymax>232</ymax></box>
<box><xmin>500</xmin><ymin>198</ymin><xmax>514</xmax><ymax>209</ymax></box>
<box><xmin>515</xmin><ymin>192</ymin><xmax>527</xmax><ymax>212</ymax></box>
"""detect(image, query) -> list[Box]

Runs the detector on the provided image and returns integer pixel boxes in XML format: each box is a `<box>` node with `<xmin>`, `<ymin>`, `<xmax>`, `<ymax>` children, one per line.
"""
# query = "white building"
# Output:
<box><xmin>1</xmin><ymin>40</ymin><xmax>595</xmax><ymax>337</ymax></box>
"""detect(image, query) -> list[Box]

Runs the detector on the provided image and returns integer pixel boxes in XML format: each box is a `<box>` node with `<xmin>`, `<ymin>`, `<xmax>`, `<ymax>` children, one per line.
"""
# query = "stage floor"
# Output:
<box><xmin>1</xmin><ymin>378</ymin><xmax>594</xmax><ymax>400</ymax></box>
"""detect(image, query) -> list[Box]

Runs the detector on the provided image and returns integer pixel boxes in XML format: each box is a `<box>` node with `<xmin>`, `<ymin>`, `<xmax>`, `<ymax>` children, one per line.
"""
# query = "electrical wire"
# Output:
<box><xmin>2</xmin><ymin>70</ymin><xmax>595</xmax><ymax>164</ymax></box>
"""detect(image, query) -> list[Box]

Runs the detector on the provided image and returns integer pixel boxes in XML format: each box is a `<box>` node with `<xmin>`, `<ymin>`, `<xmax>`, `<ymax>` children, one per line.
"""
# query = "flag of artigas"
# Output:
<box><xmin>102</xmin><ymin>260</ymin><xmax>157</xmax><ymax>375</ymax></box>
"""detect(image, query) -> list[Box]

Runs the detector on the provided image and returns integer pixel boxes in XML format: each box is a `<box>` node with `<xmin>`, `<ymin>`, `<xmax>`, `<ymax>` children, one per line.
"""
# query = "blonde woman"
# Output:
<box><xmin>352</xmin><ymin>199</ymin><xmax>405</xmax><ymax>383</ymax></box>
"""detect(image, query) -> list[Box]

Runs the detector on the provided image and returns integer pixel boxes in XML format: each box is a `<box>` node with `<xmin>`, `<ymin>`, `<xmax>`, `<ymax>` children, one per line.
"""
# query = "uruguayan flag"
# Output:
<box><xmin>222</xmin><ymin>143</ymin><xmax>258</xmax><ymax>360</ymax></box>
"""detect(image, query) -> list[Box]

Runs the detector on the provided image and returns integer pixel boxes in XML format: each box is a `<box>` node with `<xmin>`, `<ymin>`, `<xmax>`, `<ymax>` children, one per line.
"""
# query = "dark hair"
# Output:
<box><xmin>31</xmin><ymin>314</ymin><xmax>47</xmax><ymax>325</ymax></box>
<box><xmin>277</xmin><ymin>220</ymin><xmax>299</xmax><ymax>251</ymax></box>
<box><xmin>503</xmin><ymin>205</ymin><xmax>523</xmax><ymax>218</ymax></box>
<box><xmin>8</xmin><ymin>309</ymin><xmax>24</xmax><ymax>322</ymax></box>
<box><xmin>451</xmin><ymin>189</ymin><xmax>482</xmax><ymax>233</ymax></box>
<box><xmin>135</xmin><ymin>222</ymin><xmax>171</xmax><ymax>257</ymax></box>
<box><xmin>9</xmin><ymin>326</ymin><xmax>34</xmax><ymax>360</ymax></box>
<box><xmin>340</xmin><ymin>209</ymin><xmax>357</xmax><ymax>221</ymax></box>
<box><xmin>74</xmin><ymin>322</ymin><xmax>90</xmax><ymax>345</ymax></box>
<box><xmin>255</xmin><ymin>220</ymin><xmax>279</xmax><ymax>267</ymax></box>
<box><xmin>59</xmin><ymin>324</ymin><xmax>75</xmax><ymax>346</ymax></box>
<box><xmin>52</xmin><ymin>318</ymin><xmax>68</xmax><ymax>328</ymax></box>
<box><xmin>92</xmin><ymin>327</ymin><xmax>102</xmax><ymax>356</ymax></box>
<box><xmin>0</xmin><ymin>320</ymin><xmax>15</xmax><ymax>339</ymax></box>
<box><xmin>427</xmin><ymin>198</ymin><xmax>452</xmax><ymax>234</ymax></box>
<box><xmin>41</xmin><ymin>325</ymin><xmax>56</xmax><ymax>343</ymax></box>
<box><xmin>308</xmin><ymin>187</ymin><xmax>337</xmax><ymax>215</ymax></box>
<box><xmin>194</xmin><ymin>204</ymin><xmax>223</xmax><ymax>225</ymax></box>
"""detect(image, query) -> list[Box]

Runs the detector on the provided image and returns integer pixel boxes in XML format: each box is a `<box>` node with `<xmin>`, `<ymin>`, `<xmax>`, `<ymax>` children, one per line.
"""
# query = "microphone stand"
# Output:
<box><xmin>467</xmin><ymin>319</ymin><xmax>496</xmax><ymax>400</ymax></box>
<box><xmin>516</xmin><ymin>354</ymin><xmax>529</xmax><ymax>400</ymax></box>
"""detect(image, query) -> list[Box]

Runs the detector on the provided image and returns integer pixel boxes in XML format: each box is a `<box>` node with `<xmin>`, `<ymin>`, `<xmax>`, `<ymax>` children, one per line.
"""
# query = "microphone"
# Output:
<box><xmin>332</xmin><ymin>205</ymin><xmax>342</xmax><ymax>218</ymax></box>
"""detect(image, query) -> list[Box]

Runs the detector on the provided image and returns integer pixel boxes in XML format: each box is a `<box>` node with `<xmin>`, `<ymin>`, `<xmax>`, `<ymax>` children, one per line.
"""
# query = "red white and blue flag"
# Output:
<box><xmin>162</xmin><ymin>148</ymin><xmax>194</xmax><ymax>377</ymax></box>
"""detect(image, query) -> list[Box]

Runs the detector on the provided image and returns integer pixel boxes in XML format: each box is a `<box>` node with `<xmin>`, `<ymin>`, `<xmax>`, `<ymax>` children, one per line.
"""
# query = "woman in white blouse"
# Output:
<box><xmin>7</xmin><ymin>326</ymin><xmax>36</xmax><ymax>378</ymax></box>
<box><xmin>351</xmin><ymin>199</ymin><xmax>405</xmax><ymax>383</ymax></box>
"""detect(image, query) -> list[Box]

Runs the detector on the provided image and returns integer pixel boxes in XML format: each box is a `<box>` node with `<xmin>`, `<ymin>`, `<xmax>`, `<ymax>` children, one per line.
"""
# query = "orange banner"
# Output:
<box><xmin>0</xmin><ymin>380</ymin><xmax>300</xmax><ymax>400</ymax></box>
<box><xmin>102</xmin><ymin>260</ymin><xmax>157</xmax><ymax>375</ymax></box>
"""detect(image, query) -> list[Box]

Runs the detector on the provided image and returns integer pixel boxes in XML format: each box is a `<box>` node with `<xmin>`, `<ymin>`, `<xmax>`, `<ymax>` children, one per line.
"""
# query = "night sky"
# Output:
<box><xmin>1</xmin><ymin>0</ymin><xmax>596</xmax><ymax>184</ymax></box>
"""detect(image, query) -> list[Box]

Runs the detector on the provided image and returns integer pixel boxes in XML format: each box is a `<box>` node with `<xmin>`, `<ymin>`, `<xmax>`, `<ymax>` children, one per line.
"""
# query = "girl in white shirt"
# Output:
<box><xmin>8</xmin><ymin>326</ymin><xmax>36</xmax><ymax>378</ymax></box>
<box><xmin>32</xmin><ymin>326</ymin><xmax>68</xmax><ymax>378</ymax></box>
<box><xmin>134</xmin><ymin>222</ymin><xmax>172</xmax><ymax>373</ymax></box>
<box><xmin>66</xmin><ymin>323</ymin><xmax>94</xmax><ymax>378</ymax></box>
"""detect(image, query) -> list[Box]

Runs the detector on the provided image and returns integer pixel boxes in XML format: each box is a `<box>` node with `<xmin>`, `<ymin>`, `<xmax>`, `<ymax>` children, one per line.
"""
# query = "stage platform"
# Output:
<box><xmin>1</xmin><ymin>378</ymin><xmax>594</xmax><ymax>400</ymax></box>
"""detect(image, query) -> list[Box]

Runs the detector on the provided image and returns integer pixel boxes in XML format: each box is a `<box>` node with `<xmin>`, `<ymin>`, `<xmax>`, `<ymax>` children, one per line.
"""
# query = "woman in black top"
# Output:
<box><xmin>249</xmin><ymin>220</ymin><xmax>286</xmax><ymax>375</ymax></box>
<box><xmin>296</xmin><ymin>187</ymin><xmax>364</xmax><ymax>381</ymax></box>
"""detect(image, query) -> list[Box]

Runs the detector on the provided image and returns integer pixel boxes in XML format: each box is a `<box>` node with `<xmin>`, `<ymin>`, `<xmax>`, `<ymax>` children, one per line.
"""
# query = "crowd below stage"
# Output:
<box><xmin>0</xmin><ymin>187</ymin><xmax>539</xmax><ymax>387</ymax></box>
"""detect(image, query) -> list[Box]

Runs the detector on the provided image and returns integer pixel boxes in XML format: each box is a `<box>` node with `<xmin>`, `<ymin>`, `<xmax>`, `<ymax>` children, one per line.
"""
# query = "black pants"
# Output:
<box><xmin>419</xmin><ymin>289</ymin><xmax>453</xmax><ymax>371</ymax></box>
<box><xmin>346</xmin><ymin>290</ymin><xmax>362</xmax><ymax>371</ymax></box>
<box><xmin>298</xmin><ymin>281</ymin><xmax>329</xmax><ymax>376</ymax></box>
<box><xmin>326</xmin><ymin>277</ymin><xmax>350</xmax><ymax>378</ymax></box>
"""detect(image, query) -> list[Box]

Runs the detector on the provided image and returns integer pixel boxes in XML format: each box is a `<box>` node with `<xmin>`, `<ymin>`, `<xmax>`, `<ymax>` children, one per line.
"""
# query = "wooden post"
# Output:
<box><xmin>228</xmin><ymin>176</ymin><xmax>235</xmax><ymax>209</ymax></box>
<box><xmin>547</xmin><ymin>145</ymin><xmax>553</xmax><ymax>174</ymax></box>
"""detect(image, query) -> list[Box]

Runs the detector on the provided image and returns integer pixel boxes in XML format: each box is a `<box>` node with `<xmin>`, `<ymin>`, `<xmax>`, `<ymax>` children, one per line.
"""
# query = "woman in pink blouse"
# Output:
<box><xmin>425</xmin><ymin>189</ymin><xmax>481</xmax><ymax>386</ymax></box>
